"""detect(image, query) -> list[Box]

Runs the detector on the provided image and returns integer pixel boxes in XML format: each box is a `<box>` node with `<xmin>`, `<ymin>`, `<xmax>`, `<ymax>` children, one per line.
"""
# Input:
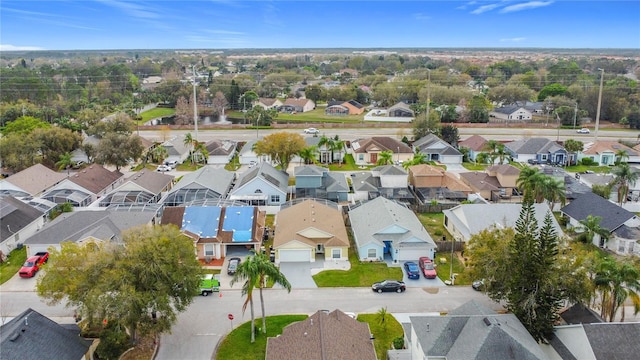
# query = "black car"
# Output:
<box><xmin>227</xmin><ymin>257</ymin><xmax>241</xmax><ymax>275</ymax></box>
<box><xmin>372</xmin><ymin>280</ymin><xmax>406</xmax><ymax>293</ymax></box>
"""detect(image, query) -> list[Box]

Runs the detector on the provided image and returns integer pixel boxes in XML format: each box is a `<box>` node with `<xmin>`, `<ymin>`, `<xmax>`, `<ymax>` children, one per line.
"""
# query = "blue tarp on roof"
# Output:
<box><xmin>182</xmin><ymin>206</ymin><xmax>221</xmax><ymax>238</ymax></box>
<box><xmin>223</xmin><ymin>206</ymin><xmax>254</xmax><ymax>242</ymax></box>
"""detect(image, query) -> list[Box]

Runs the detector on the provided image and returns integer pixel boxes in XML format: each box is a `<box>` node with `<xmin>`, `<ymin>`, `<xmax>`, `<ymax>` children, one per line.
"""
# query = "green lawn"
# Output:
<box><xmin>138</xmin><ymin>107</ymin><xmax>175</xmax><ymax>122</ymax></box>
<box><xmin>0</xmin><ymin>247</ymin><xmax>27</xmax><ymax>284</ymax></box>
<box><xmin>565</xmin><ymin>165</ymin><xmax>612</xmax><ymax>174</ymax></box>
<box><xmin>416</xmin><ymin>212</ymin><xmax>447</xmax><ymax>240</ymax></box>
<box><xmin>313</xmin><ymin>237</ymin><xmax>402</xmax><ymax>287</ymax></box>
<box><xmin>228</xmin><ymin>108</ymin><xmax>365</xmax><ymax>124</ymax></box>
<box><xmin>216</xmin><ymin>315</ymin><xmax>307</xmax><ymax>360</ymax></box>
<box><xmin>358</xmin><ymin>313</ymin><xmax>404</xmax><ymax>359</ymax></box>
<box><xmin>462</xmin><ymin>162</ymin><xmax>487</xmax><ymax>171</ymax></box>
<box><xmin>434</xmin><ymin>253</ymin><xmax>471</xmax><ymax>285</ymax></box>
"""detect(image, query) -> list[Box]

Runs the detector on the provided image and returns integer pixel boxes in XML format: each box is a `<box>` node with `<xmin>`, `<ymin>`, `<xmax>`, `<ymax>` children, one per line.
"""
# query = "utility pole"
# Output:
<box><xmin>573</xmin><ymin>102</ymin><xmax>578</xmax><ymax>129</ymax></box>
<box><xmin>595</xmin><ymin>68</ymin><xmax>604</xmax><ymax>142</ymax></box>
<box><xmin>192</xmin><ymin>65</ymin><xmax>198</xmax><ymax>142</ymax></box>
<box><xmin>426</xmin><ymin>69</ymin><xmax>431</xmax><ymax>124</ymax></box>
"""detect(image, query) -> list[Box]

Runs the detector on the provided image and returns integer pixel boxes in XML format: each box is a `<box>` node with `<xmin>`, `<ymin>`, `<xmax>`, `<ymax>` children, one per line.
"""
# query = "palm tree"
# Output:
<box><xmin>517</xmin><ymin>167</ymin><xmax>565</xmax><ymax>206</ymax></box>
<box><xmin>253</xmin><ymin>252</ymin><xmax>291</xmax><ymax>334</ymax></box>
<box><xmin>377</xmin><ymin>150</ymin><xmax>394</xmax><ymax>165</ymax></box>
<box><xmin>539</xmin><ymin>175</ymin><xmax>566</xmax><ymax>208</ymax></box>
<box><xmin>194</xmin><ymin>142</ymin><xmax>208</xmax><ymax>166</ymax></box>
<box><xmin>56</xmin><ymin>152</ymin><xmax>74</xmax><ymax>175</ymax></box>
<box><xmin>298</xmin><ymin>146</ymin><xmax>318</xmax><ymax>165</ymax></box>
<box><xmin>611</xmin><ymin>163</ymin><xmax>639</xmax><ymax>205</ymax></box>
<box><xmin>402</xmin><ymin>152</ymin><xmax>427</xmax><ymax>169</ymax></box>
<box><xmin>317</xmin><ymin>135</ymin><xmax>334</xmax><ymax>165</ymax></box>
<box><xmin>230</xmin><ymin>256</ymin><xmax>259</xmax><ymax>343</ymax></box>
<box><xmin>577</xmin><ymin>215</ymin><xmax>610</xmax><ymax>246</ymax></box>
<box><xmin>594</xmin><ymin>258</ymin><xmax>640</xmax><ymax>322</ymax></box>
<box><xmin>150</xmin><ymin>145</ymin><xmax>168</xmax><ymax>164</ymax></box>
<box><xmin>183</xmin><ymin>132</ymin><xmax>195</xmax><ymax>164</ymax></box>
<box><xmin>332</xmin><ymin>136</ymin><xmax>345</xmax><ymax>166</ymax></box>
<box><xmin>495</xmin><ymin>143</ymin><xmax>508</xmax><ymax>165</ymax></box>
<box><xmin>485</xmin><ymin>139</ymin><xmax>500</xmax><ymax>164</ymax></box>
<box><xmin>615</xmin><ymin>149</ymin><xmax>629</xmax><ymax>165</ymax></box>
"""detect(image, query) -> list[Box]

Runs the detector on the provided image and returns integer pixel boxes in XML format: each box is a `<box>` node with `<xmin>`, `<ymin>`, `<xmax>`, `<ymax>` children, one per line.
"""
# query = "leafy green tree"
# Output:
<box><xmin>254</xmin><ymin>132</ymin><xmax>306</xmax><ymax>171</ymax></box>
<box><xmin>577</xmin><ymin>215</ymin><xmax>610</xmax><ymax>246</ymax></box>
<box><xmin>611</xmin><ymin>163</ymin><xmax>639</xmax><ymax>205</ymax></box>
<box><xmin>37</xmin><ymin>225</ymin><xmax>202</xmax><ymax>343</ymax></box>
<box><xmin>412</xmin><ymin>110</ymin><xmax>440</xmax><ymax>141</ymax></box>
<box><xmin>1</xmin><ymin>115</ymin><xmax>50</xmax><ymax>136</ymax></box>
<box><xmin>594</xmin><ymin>258</ymin><xmax>640</xmax><ymax>322</ymax></box>
<box><xmin>466</xmin><ymin>228</ymin><xmax>514</xmax><ymax>298</ymax></box>
<box><xmin>96</xmin><ymin>133</ymin><xmax>143</xmax><ymax>171</ymax></box>
<box><xmin>32</xmin><ymin>127</ymin><xmax>83</xmax><ymax>168</ymax></box>
<box><xmin>466</xmin><ymin>95</ymin><xmax>490</xmax><ymax>123</ymax></box>
<box><xmin>298</xmin><ymin>146</ymin><xmax>318</xmax><ymax>165</ymax></box>
<box><xmin>0</xmin><ymin>132</ymin><xmax>41</xmax><ymax>171</ymax></box>
<box><xmin>440</xmin><ymin>125</ymin><xmax>459</xmax><ymax>146</ymax></box>
<box><xmin>376</xmin><ymin>150</ymin><xmax>394</xmax><ymax>165</ymax></box>
<box><xmin>538</xmin><ymin>83</ymin><xmax>568</xmax><ymax>101</ymax></box>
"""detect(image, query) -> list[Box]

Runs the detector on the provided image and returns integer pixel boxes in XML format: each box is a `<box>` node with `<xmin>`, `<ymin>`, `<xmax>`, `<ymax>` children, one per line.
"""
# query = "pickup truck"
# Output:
<box><xmin>19</xmin><ymin>252</ymin><xmax>49</xmax><ymax>278</ymax></box>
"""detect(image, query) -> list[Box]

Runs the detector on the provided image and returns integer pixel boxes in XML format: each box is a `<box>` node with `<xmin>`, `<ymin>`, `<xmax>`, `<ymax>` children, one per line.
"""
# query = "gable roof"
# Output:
<box><xmin>487</xmin><ymin>164</ymin><xmax>520</xmax><ymax>176</ymax></box>
<box><xmin>294</xmin><ymin>165</ymin><xmax>327</xmax><ymax>177</ymax></box>
<box><xmin>265</xmin><ymin>310</ymin><xmax>376</xmax><ymax>360</ymax></box>
<box><xmin>549</xmin><ymin>322</ymin><xmax>640</xmax><ymax>360</ymax></box>
<box><xmin>3</xmin><ymin>164</ymin><xmax>66</xmax><ymax>196</ymax></box>
<box><xmin>349</xmin><ymin>197</ymin><xmax>435</xmax><ymax>247</ymax></box>
<box><xmin>560</xmin><ymin>192</ymin><xmax>635</xmax><ymax>232</ymax></box>
<box><xmin>408</xmin><ymin>300</ymin><xmax>547</xmax><ymax>360</ymax></box>
<box><xmin>443</xmin><ymin>203</ymin><xmax>563</xmax><ymax>240</ymax></box>
<box><xmin>0</xmin><ymin>196</ymin><xmax>44</xmax><ymax>241</ymax></box>
<box><xmin>351</xmin><ymin>137</ymin><xmax>412</xmax><ymax>154</ymax></box>
<box><xmin>581</xmin><ymin>141</ymin><xmax>638</xmax><ymax>156</ymax></box>
<box><xmin>1</xmin><ymin>308</ymin><xmax>90</xmax><ymax>360</ymax></box>
<box><xmin>505</xmin><ymin>138</ymin><xmax>565</xmax><ymax>155</ymax></box>
<box><xmin>204</xmin><ymin>139</ymin><xmax>237</xmax><ymax>156</ymax></box>
<box><xmin>23</xmin><ymin>209</ymin><xmax>155</xmax><ymax>245</ymax></box>
<box><xmin>258</xmin><ymin>98</ymin><xmax>280</xmax><ymax>106</ymax></box>
<box><xmin>283</xmin><ymin>98</ymin><xmax>313</xmax><ymax>107</ymax></box>
<box><xmin>459</xmin><ymin>135</ymin><xmax>488</xmax><ymax>151</ymax></box>
<box><xmin>560</xmin><ymin>303</ymin><xmax>604</xmax><ymax>325</ymax></box>
<box><xmin>493</xmin><ymin>105</ymin><xmax>529</xmax><ymax>115</ymax></box>
<box><xmin>122</xmin><ymin>170</ymin><xmax>173</xmax><ymax>194</ymax></box>
<box><xmin>67</xmin><ymin>164</ymin><xmax>123</xmax><ymax>194</ymax></box>
<box><xmin>459</xmin><ymin>172</ymin><xmax>501</xmax><ymax>191</ymax></box>
<box><xmin>162</xmin><ymin>136</ymin><xmax>189</xmax><ymax>156</ymax></box>
<box><xmin>169</xmin><ymin>166</ymin><xmax>234</xmax><ymax>197</ymax></box>
<box><xmin>372</xmin><ymin>165</ymin><xmax>408</xmax><ymax>176</ymax></box>
<box><xmin>388</xmin><ymin>102</ymin><xmax>413</xmax><ymax>112</ymax></box>
<box><xmin>413</xmin><ymin>134</ymin><xmax>462</xmax><ymax>156</ymax></box>
<box><xmin>274</xmin><ymin>200</ymin><xmax>349</xmax><ymax>248</ymax></box>
<box><xmin>233</xmin><ymin>162</ymin><xmax>289</xmax><ymax>194</ymax></box>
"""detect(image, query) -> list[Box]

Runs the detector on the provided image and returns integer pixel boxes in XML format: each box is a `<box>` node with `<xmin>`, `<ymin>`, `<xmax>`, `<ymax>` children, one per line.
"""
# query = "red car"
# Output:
<box><xmin>19</xmin><ymin>254</ymin><xmax>47</xmax><ymax>278</ymax></box>
<box><xmin>418</xmin><ymin>257</ymin><xmax>437</xmax><ymax>279</ymax></box>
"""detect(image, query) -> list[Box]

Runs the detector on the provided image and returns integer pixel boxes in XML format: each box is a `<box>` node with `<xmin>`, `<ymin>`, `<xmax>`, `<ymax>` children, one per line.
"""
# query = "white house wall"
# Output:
<box><xmin>1</xmin><ymin>218</ymin><xmax>45</xmax><ymax>255</ymax></box>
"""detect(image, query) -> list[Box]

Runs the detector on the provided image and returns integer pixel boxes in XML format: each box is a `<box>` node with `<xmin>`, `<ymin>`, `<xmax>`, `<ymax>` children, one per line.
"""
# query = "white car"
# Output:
<box><xmin>156</xmin><ymin>165</ymin><xmax>171</xmax><ymax>172</ymax></box>
<box><xmin>304</xmin><ymin>127</ymin><xmax>320</xmax><ymax>134</ymax></box>
<box><xmin>576</xmin><ymin>128</ymin><xmax>590</xmax><ymax>134</ymax></box>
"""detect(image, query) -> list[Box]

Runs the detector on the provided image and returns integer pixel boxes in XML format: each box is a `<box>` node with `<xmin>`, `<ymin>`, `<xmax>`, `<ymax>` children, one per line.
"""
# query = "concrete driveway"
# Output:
<box><xmin>389</xmin><ymin>260</ymin><xmax>447</xmax><ymax>287</ymax></box>
<box><xmin>277</xmin><ymin>262</ymin><xmax>318</xmax><ymax>289</ymax></box>
<box><xmin>1</xmin><ymin>272</ymin><xmax>40</xmax><ymax>292</ymax></box>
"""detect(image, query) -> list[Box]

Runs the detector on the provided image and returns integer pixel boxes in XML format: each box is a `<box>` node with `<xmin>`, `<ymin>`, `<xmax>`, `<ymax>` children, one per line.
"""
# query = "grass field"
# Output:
<box><xmin>358</xmin><ymin>313</ymin><xmax>404</xmax><ymax>359</ymax></box>
<box><xmin>139</xmin><ymin>107</ymin><xmax>175</xmax><ymax>122</ymax></box>
<box><xmin>0</xmin><ymin>247</ymin><xmax>27</xmax><ymax>284</ymax></box>
<box><xmin>216</xmin><ymin>315</ymin><xmax>308</xmax><ymax>360</ymax></box>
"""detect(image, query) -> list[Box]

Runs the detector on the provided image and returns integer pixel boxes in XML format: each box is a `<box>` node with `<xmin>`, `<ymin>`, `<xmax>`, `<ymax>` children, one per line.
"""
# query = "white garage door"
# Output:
<box><xmin>279</xmin><ymin>249</ymin><xmax>311</xmax><ymax>262</ymax></box>
<box><xmin>398</xmin><ymin>247</ymin><xmax>433</xmax><ymax>262</ymax></box>
<box><xmin>26</xmin><ymin>244</ymin><xmax>56</xmax><ymax>257</ymax></box>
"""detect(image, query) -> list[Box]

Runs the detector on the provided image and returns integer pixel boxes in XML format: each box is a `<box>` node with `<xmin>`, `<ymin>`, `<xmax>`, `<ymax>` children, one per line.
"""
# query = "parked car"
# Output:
<box><xmin>527</xmin><ymin>159</ymin><xmax>540</xmax><ymax>165</ymax></box>
<box><xmin>156</xmin><ymin>164</ymin><xmax>171</xmax><ymax>172</ymax></box>
<box><xmin>403</xmin><ymin>261</ymin><xmax>421</xmax><ymax>280</ymax></box>
<box><xmin>372</xmin><ymin>280</ymin><xmax>406</xmax><ymax>293</ymax></box>
<box><xmin>576</xmin><ymin>128</ymin><xmax>590</xmax><ymax>134</ymax></box>
<box><xmin>248</xmin><ymin>160</ymin><xmax>257</xmax><ymax>168</ymax></box>
<box><xmin>472</xmin><ymin>279</ymin><xmax>485</xmax><ymax>291</ymax></box>
<box><xmin>227</xmin><ymin>257</ymin><xmax>241</xmax><ymax>275</ymax></box>
<box><xmin>164</xmin><ymin>160</ymin><xmax>179</xmax><ymax>169</ymax></box>
<box><xmin>303</xmin><ymin>127</ymin><xmax>320</xmax><ymax>134</ymax></box>
<box><xmin>418</xmin><ymin>257</ymin><xmax>437</xmax><ymax>279</ymax></box>
<box><xmin>19</xmin><ymin>252</ymin><xmax>48</xmax><ymax>278</ymax></box>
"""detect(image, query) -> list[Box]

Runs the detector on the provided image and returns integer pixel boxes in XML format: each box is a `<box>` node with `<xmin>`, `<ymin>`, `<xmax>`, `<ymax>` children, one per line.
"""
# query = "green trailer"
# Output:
<box><xmin>200</xmin><ymin>274</ymin><xmax>220</xmax><ymax>296</ymax></box>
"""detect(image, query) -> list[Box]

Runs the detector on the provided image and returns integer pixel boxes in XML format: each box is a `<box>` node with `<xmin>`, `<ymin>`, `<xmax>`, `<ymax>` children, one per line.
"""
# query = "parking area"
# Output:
<box><xmin>386</xmin><ymin>260</ymin><xmax>447</xmax><ymax>287</ymax></box>
<box><xmin>2</xmin><ymin>272</ymin><xmax>39</xmax><ymax>292</ymax></box>
<box><xmin>277</xmin><ymin>262</ymin><xmax>319</xmax><ymax>289</ymax></box>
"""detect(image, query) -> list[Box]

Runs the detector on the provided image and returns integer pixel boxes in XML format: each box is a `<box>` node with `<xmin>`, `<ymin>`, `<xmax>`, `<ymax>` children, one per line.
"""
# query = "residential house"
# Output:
<box><xmin>161</xmin><ymin>136</ymin><xmax>190</xmax><ymax>165</ymax></box>
<box><xmin>273</xmin><ymin>199</ymin><xmax>349</xmax><ymax>263</ymax></box>
<box><xmin>371</xmin><ymin>165</ymin><xmax>415</xmax><ymax>203</ymax></box>
<box><xmin>204</xmin><ymin>139</ymin><xmax>237</xmax><ymax>165</ymax></box>
<box><xmin>1</xmin><ymin>308</ymin><xmax>94</xmax><ymax>360</ymax></box>
<box><xmin>279</xmin><ymin>98</ymin><xmax>315</xmax><ymax>113</ymax></box>
<box><xmin>163</xmin><ymin>166</ymin><xmax>235</xmax><ymax>207</ymax></box>
<box><xmin>23</xmin><ymin>209</ymin><xmax>157</xmax><ymax>256</ymax></box>
<box><xmin>0</xmin><ymin>196</ymin><xmax>46</xmax><ymax>255</ymax></box>
<box><xmin>443</xmin><ymin>203</ymin><xmax>563</xmax><ymax>242</ymax></box>
<box><xmin>505</xmin><ymin>137</ymin><xmax>567</xmax><ymax>165</ymax></box>
<box><xmin>412</xmin><ymin>134</ymin><xmax>463</xmax><ymax>164</ymax></box>
<box><xmin>254</xmin><ymin>98</ymin><xmax>283</xmax><ymax>110</ymax></box>
<box><xmin>294</xmin><ymin>165</ymin><xmax>348</xmax><ymax>203</ymax></box>
<box><xmin>296</xmin><ymin>136</ymin><xmax>346</xmax><ymax>165</ymax></box>
<box><xmin>394</xmin><ymin>300</ymin><xmax>549</xmax><ymax>360</ymax></box>
<box><xmin>161</xmin><ymin>205</ymin><xmax>265</xmax><ymax>261</ymax></box>
<box><xmin>70</xmin><ymin>133</ymin><xmax>100</xmax><ymax>164</ymax></box>
<box><xmin>229</xmin><ymin>162</ymin><xmax>288</xmax><ymax>206</ymax></box>
<box><xmin>560</xmin><ymin>192</ymin><xmax>640</xmax><ymax>255</ymax></box>
<box><xmin>238</xmin><ymin>139</ymin><xmax>272</xmax><ymax>165</ymax></box>
<box><xmin>41</xmin><ymin>165</ymin><xmax>124</xmax><ymax>207</ymax></box>
<box><xmin>325</xmin><ymin>100</ymin><xmax>365</xmax><ymax>115</ymax></box>
<box><xmin>458</xmin><ymin>135</ymin><xmax>488</xmax><ymax>162</ymax></box>
<box><xmin>578</xmin><ymin>141</ymin><xmax>638</xmax><ymax>166</ymax></box>
<box><xmin>99</xmin><ymin>170</ymin><xmax>173</xmax><ymax>207</ymax></box>
<box><xmin>408</xmin><ymin>164</ymin><xmax>472</xmax><ymax>203</ymax></box>
<box><xmin>632</xmin><ymin>143</ymin><xmax>640</xmax><ymax>163</ymax></box>
<box><xmin>351</xmin><ymin>171</ymin><xmax>380</xmax><ymax>202</ymax></box>
<box><xmin>265</xmin><ymin>310</ymin><xmax>376</xmax><ymax>360</ymax></box>
<box><xmin>0</xmin><ymin>164</ymin><xmax>66</xmax><ymax>198</ymax></box>
<box><xmin>349</xmin><ymin>197</ymin><xmax>436</xmax><ymax>262</ymax></box>
<box><xmin>490</xmin><ymin>105</ymin><xmax>533</xmax><ymax>121</ymax></box>
<box><xmin>459</xmin><ymin>164</ymin><xmax>521</xmax><ymax>201</ymax></box>
<box><xmin>351</xmin><ymin>137</ymin><xmax>413</xmax><ymax>166</ymax></box>
<box><xmin>542</xmin><ymin>322</ymin><xmax>640</xmax><ymax>360</ymax></box>
<box><xmin>387</xmin><ymin>102</ymin><xmax>414</xmax><ymax>117</ymax></box>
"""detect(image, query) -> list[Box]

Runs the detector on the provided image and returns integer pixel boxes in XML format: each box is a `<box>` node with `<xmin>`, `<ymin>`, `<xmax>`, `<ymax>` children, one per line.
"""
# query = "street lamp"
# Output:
<box><xmin>426</xmin><ymin>69</ymin><xmax>432</xmax><ymax>123</ymax></box>
<box><xmin>397</xmin><ymin>146</ymin><xmax>400</xmax><ymax>164</ymax></box>
<box><xmin>595</xmin><ymin>68</ymin><xmax>604</xmax><ymax>141</ymax></box>
<box><xmin>192</xmin><ymin>65</ymin><xmax>198</xmax><ymax>142</ymax></box>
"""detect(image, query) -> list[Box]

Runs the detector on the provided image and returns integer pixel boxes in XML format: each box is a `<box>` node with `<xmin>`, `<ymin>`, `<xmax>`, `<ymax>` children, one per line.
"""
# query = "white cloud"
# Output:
<box><xmin>500</xmin><ymin>1</ymin><xmax>554</xmax><ymax>13</ymax></box>
<box><xmin>0</xmin><ymin>44</ymin><xmax>45</xmax><ymax>51</ymax></box>
<box><xmin>96</xmin><ymin>0</ymin><xmax>159</xmax><ymax>19</ymax></box>
<box><xmin>499</xmin><ymin>37</ymin><xmax>527</xmax><ymax>42</ymax></box>
<box><xmin>470</xmin><ymin>3</ymin><xmax>501</xmax><ymax>15</ymax></box>
<box><xmin>414</xmin><ymin>13</ymin><xmax>431</xmax><ymax>21</ymax></box>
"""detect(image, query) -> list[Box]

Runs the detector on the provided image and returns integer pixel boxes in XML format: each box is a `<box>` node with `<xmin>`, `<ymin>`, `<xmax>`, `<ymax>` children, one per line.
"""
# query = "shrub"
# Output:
<box><xmin>95</xmin><ymin>323</ymin><xmax>131</xmax><ymax>360</ymax></box>
<box><xmin>581</xmin><ymin>158</ymin><xmax>596</xmax><ymax>166</ymax></box>
<box><xmin>393</xmin><ymin>336</ymin><xmax>405</xmax><ymax>349</ymax></box>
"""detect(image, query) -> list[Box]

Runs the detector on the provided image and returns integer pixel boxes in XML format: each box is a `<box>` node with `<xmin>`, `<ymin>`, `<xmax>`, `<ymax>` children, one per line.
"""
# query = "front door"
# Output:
<box><xmin>370</xmin><ymin>153</ymin><xmax>378</xmax><ymax>164</ymax></box>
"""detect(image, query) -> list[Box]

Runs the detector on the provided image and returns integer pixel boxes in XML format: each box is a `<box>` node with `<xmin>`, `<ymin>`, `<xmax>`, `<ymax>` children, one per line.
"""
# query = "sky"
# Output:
<box><xmin>1</xmin><ymin>1</ymin><xmax>639</xmax><ymax>51</ymax></box>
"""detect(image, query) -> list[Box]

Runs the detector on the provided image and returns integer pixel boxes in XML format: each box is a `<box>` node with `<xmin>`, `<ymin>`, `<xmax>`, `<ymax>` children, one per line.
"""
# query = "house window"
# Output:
<box><xmin>541</xmin><ymin>154</ymin><xmax>548</xmax><ymax>161</ymax></box>
<box><xmin>270</xmin><ymin>195</ymin><xmax>280</xmax><ymax>203</ymax></box>
<box><xmin>332</xmin><ymin>249</ymin><xmax>341</xmax><ymax>259</ymax></box>
<box><xmin>629</xmin><ymin>241</ymin><xmax>635</xmax><ymax>253</ymax></box>
<box><xmin>359</xmin><ymin>154</ymin><xmax>364</xmax><ymax>161</ymax></box>
<box><xmin>367</xmin><ymin>248</ymin><xmax>376</xmax><ymax>258</ymax></box>
<box><xmin>204</xmin><ymin>244</ymin><xmax>214</xmax><ymax>257</ymax></box>
<box><xmin>444</xmin><ymin>216</ymin><xmax>448</xmax><ymax>227</ymax></box>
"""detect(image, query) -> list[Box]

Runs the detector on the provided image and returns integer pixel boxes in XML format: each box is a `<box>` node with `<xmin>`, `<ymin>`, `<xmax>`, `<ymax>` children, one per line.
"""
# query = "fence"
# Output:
<box><xmin>435</xmin><ymin>240</ymin><xmax>465</xmax><ymax>253</ymax></box>
<box><xmin>411</xmin><ymin>203</ymin><xmax>458</xmax><ymax>213</ymax></box>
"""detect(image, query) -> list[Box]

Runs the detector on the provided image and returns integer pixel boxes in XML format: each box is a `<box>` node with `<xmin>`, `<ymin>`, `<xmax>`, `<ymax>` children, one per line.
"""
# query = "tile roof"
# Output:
<box><xmin>274</xmin><ymin>199</ymin><xmax>349</xmax><ymax>248</ymax></box>
<box><xmin>0</xmin><ymin>196</ymin><xmax>44</xmax><ymax>241</ymax></box>
<box><xmin>560</xmin><ymin>192</ymin><xmax>635</xmax><ymax>232</ymax></box>
<box><xmin>265</xmin><ymin>310</ymin><xmax>376</xmax><ymax>360</ymax></box>
<box><xmin>3</xmin><ymin>164</ymin><xmax>66</xmax><ymax>196</ymax></box>
<box><xmin>459</xmin><ymin>135</ymin><xmax>488</xmax><ymax>151</ymax></box>
<box><xmin>1</xmin><ymin>308</ymin><xmax>90</xmax><ymax>360</ymax></box>
<box><xmin>67</xmin><ymin>165</ymin><xmax>123</xmax><ymax>194</ymax></box>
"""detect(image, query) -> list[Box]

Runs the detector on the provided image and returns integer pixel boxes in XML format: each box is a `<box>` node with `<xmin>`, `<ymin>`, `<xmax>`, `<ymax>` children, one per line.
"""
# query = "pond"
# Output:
<box><xmin>145</xmin><ymin>115</ymin><xmax>246</xmax><ymax>126</ymax></box>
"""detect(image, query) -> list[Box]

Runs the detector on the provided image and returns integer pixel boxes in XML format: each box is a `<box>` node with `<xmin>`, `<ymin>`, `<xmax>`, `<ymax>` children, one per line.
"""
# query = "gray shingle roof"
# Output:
<box><xmin>0</xmin><ymin>196</ymin><xmax>44</xmax><ymax>241</ymax></box>
<box><xmin>170</xmin><ymin>166</ymin><xmax>234</xmax><ymax>197</ymax></box>
<box><xmin>560</xmin><ymin>192</ymin><xmax>635</xmax><ymax>232</ymax></box>
<box><xmin>372</xmin><ymin>165</ymin><xmax>408</xmax><ymax>176</ymax></box>
<box><xmin>505</xmin><ymin>138</ymin><xmax>565</xmax><ymax>155</ymax></box>
<box><xmin>233</xmin><ymin>162</ymin><xmax>289</xmax><ymax>193</ymax></box>
<box><xmin>1</xmin><ymin>308</ymin><xmax>90</xmax><ymax>360</ymax></box>
<box><xmin>295</xmin><ymin>165</ymin><xmax>327</xmax><ymax>177</ymax></box>
<box><xmin>413</xmin><ymin>134</ymin><xmax>462</xmax><ymax>156</ymax></box>
<box><xmin>3</xmin><ymin>164</ymin><xmax>67</xmax><ymax>196</ymax></box>
<box><xmin>584</xmin><ymin>322</ymin><xmax>640</xmax><ymax>359</ymax></box>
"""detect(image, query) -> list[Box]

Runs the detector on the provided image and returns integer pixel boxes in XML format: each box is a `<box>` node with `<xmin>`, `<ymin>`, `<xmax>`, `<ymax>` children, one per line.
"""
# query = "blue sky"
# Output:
<box><xmin>1</xmin><ymin>1</ymin><xmax>638</xmax><ymax>51</ymax></box>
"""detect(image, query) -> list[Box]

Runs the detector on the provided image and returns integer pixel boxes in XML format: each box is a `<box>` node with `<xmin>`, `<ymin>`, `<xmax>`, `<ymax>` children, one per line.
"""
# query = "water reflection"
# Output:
<box><xmin>145</xmin><ymin>115</ymin><xmax>245</xmax><ymax>126</ymax></box>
